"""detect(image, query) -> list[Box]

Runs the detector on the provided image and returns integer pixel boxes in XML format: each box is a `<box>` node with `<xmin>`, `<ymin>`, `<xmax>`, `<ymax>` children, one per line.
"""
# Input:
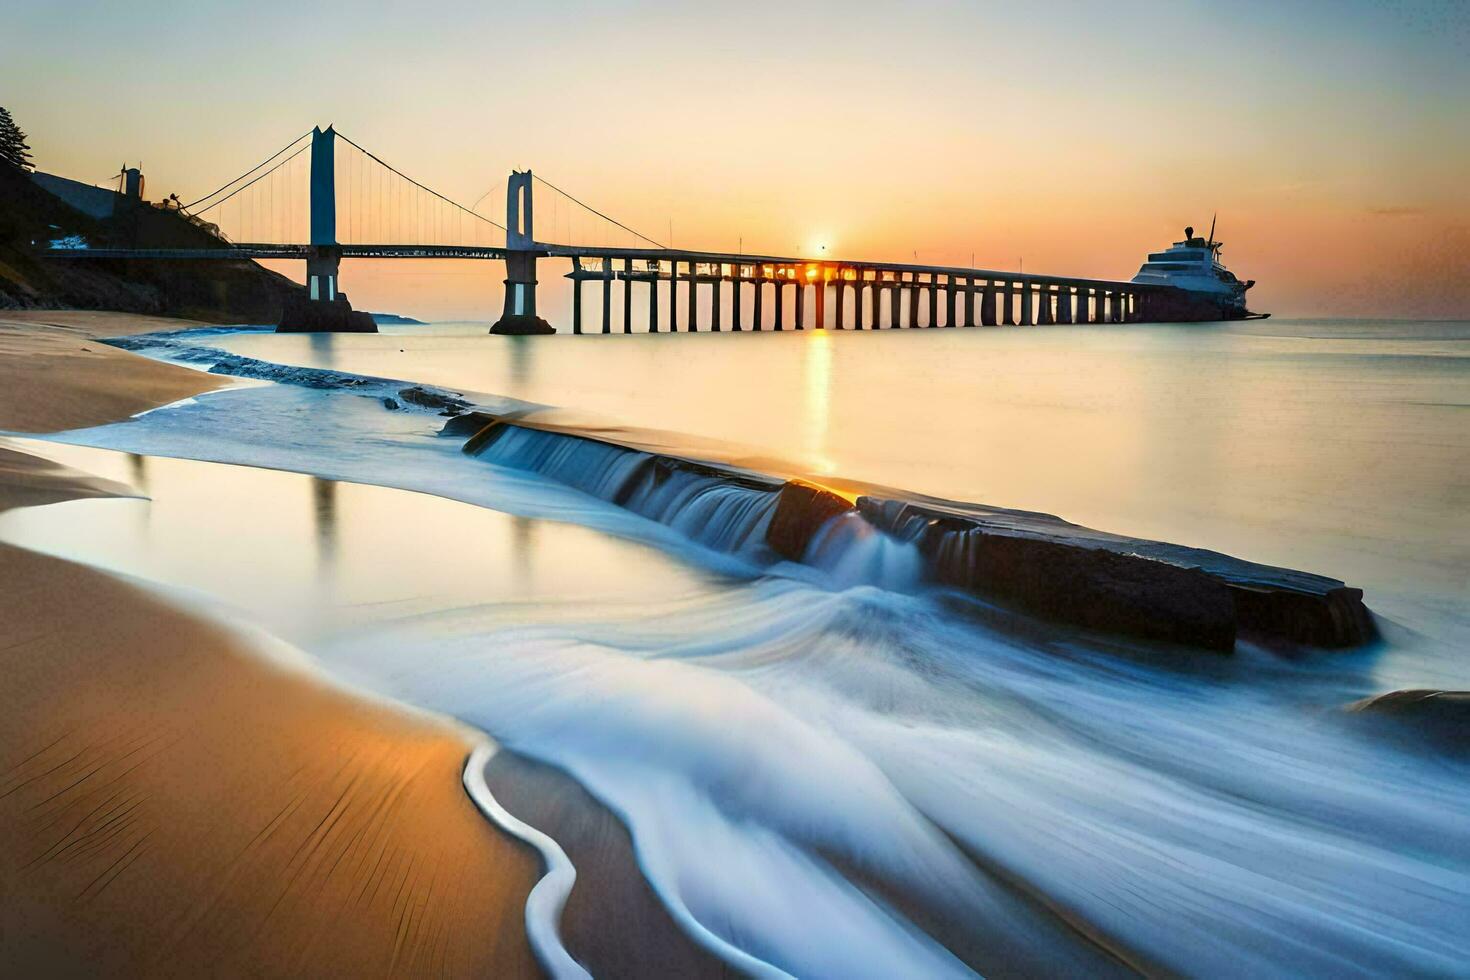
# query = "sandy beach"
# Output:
<box><xmin>0</xmin><ymin>313</ymin><xmax>543</xmax><ymax>975</ymax></box>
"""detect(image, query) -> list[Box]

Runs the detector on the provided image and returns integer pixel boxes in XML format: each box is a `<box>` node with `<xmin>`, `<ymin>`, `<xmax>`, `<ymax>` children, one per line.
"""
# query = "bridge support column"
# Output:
<box><xmin>669</xmin><ymin>261</ymin><xmax>680</xmax><ymax>332</ymax></box>
<box><xmin>862</xmin><ymin>281</ymin><xmax>874</xmax><ymax>329</ymax></box>
<box><xmin>1018</xmin><ymin>281</ymin><xmax>1032</xmax><ymax>326</ymax></box>
<box><xmin>1056</xmin><ymin>285</ymin><xmax>1073</xmax><ymax>324</ymax></box>
<box><xmin>490</xmin><ymin>250</ymin><xmax>553</xmax><ymax>334</ymax></box>
<box><xmin>795</xmin><ymin>281</ymin><xmax>806</xmax><ymax>330</ymax></box>
<box><xmin>732</xmin><ymin>266</ymin><xmax>743</xmax><ymax>331</ymax></box>
<box><xmin>905</xmin><ymin>276</ymin><xmax>918</xmax><ymax>327</ymax></box>
<box><xmin>834</xmin><ymin>277</ymin><xmax>845</xmax><ymax>329</ymax></box>
<box><xmin>965</xmin><ymin>277</ymin><xmax>976</xmax><ymax>327</ymax></box>
<box><xmin>814</xmin><ymin>274</ymin><xmax>826</xmax><ymax>329</ymax></box>
<box><xmin>489</xmin><ymin>170</ymin><xmax>551</xmax><ymax>334</ymax></box>
<box><xmin>1038</xmin><ymin>285</ymin><xmax>1055</xmax><ymax>325</ymax></box>
<box><xmin>711</xmin><ymin>272</ymin><xmax>722</xmax><ymax>332</ymax></box>
<box><xmin>306</xmin><ymin>248</ymin><xmax>341</xmax><ymax>304</ymax></box>
<box><xmin>687</xmin><ymin>260</ymin><xmax>698</xmax><ymax>331</ymax></box>
<box><xmin>649</xmin><ymin>261</ymin><xmax>660</xmax><ymax>332</ymax></box>
<box><xmin>570</xmin><ymin>258</ymin><xmax>583</xmax><ymax>334</ymax></box>
<box><xmin>926</xmin><ymin>277</ymin><xmax>937</xmax><ymax>327</ymax></box>
<box><xmin>774</xmin><ymin>280</ymin><xmax>784</xmax><ymax>331</ymax></box>
<box><xmin>602</xmin><ymin>257</ymin><xmax>613</xmax><ymax>335</ymax></box>
<box><xmin>753</xmin><ymin>276</ymin><xmax>764</xmax><ymax>330</ymax></box>
<box><xmin>981</xmin><ymin>281</ymin><xmax>997</xmax><ymax>326</ymax></box>
<box><xmin>945</xmin><ymin>275</ymin><xmax>956</xmax><ymax>327</ymax></box>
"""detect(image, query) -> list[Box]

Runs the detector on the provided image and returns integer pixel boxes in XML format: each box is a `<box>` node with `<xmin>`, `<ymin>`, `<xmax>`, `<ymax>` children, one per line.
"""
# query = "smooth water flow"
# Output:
<box><xmin>3</xmin><ymin>318</ymin><xmax>1465</xmax><ymax>975</ymax></box>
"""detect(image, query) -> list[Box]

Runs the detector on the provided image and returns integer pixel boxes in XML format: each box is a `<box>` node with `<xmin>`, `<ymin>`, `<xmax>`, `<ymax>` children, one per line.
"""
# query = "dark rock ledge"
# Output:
<box><xmin>449</xmin><ymin>414</ymin><xmax>1376</xmax><ymax>653</ymax></box>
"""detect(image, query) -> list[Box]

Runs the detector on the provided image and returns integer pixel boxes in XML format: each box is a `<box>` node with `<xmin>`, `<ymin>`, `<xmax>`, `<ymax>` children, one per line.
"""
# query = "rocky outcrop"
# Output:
<box><xmin>766</xmin><ymin>480</ymin><xmax>856</xmax><ymax>562</ymax></box>
<box><xmin>276</xmin><ymin>292</ymin><xmax>377</xmax><ymax>333</ymax></box>
<box><xmin>441</xmin><ymin>415</ymin><xmax>1376</xmax><ymax>654</ymax></box>
<box><xmin>1347</xmin><ymin>690</ymin><xmax>1470</xmax><ymax>754</ymax></box>
<box><xmin>865</xmin><ymin>504</ymin><xmax>1236</xmax><ymax>651</ymax></box>
<box><xmin>857</xmin><ymin>496</ymin><xmax>1374</xmax><ymax>651</ymax></box>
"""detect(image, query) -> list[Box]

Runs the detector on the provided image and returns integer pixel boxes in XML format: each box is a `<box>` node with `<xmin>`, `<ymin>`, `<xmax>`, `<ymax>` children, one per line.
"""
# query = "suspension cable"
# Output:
<box><xmin>181</xmin><ymin>129</ymin><xmax>312</xmax><ymax>212</ymax></box>
<box><xmin>334</xmin><ymin>131</ymin><xmax>506</xmax><ymax>232</ymax></box>
<box><xmin>188</xmin><ymin>140</ymin><xmax>312</xmax><ymax>218</ymax></box>
<box><xmin>531</xmin><ymin>173</ymin><xmax>665</xmax><ymax>248</ymax></box>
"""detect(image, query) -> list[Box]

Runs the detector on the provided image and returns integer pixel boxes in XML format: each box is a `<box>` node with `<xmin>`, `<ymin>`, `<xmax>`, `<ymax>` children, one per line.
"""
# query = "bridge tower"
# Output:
<box><xmin>306</xmin><ymin>125</ymin><xmax>341</xmax><ymax>303</ymax></box>
<box><xmin>490</xmin><ymin>171</ymin><xmax>554</xmax><ymax>334</ymax></box>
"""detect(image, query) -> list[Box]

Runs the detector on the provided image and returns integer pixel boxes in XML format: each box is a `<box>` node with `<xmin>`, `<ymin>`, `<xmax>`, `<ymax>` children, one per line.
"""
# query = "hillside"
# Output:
<box><xmin>0</xmin><ymin>166</ymin><xmax>303</xmax><ymax>323</ymax></box>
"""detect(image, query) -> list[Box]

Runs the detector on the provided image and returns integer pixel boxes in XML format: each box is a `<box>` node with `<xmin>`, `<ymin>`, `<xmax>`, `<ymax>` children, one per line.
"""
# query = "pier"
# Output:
<box><xmin>561</xmin><ymin>253</ymin><xmax>1144</xmax><ymax>332</ymax></box>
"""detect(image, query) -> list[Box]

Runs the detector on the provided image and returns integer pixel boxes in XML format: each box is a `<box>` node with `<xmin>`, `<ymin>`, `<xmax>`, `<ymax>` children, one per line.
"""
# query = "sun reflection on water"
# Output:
<box><xmin>803</xmin><ymin>330</ymin><xmax>836</xmax><ymax>475</ymax></box>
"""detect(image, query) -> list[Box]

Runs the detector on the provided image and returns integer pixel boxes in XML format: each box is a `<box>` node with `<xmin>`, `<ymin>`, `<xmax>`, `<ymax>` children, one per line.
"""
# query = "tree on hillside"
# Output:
<box><xmin>0</xmin><ymin>107</ymin><xmax>34</xmax><ymax>172</ymax></box>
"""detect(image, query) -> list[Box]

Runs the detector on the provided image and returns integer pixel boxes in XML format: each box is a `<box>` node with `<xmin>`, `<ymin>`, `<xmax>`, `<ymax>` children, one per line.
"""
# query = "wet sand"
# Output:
<box><xmin>0</xmin><ymin>311</ymin><xmax>230</xmax><ymax>433</ymax></box>
<box><xmin>0</xmin><ymin>314</ymin><xmax>540</xmax><ymax>975</ymax></box>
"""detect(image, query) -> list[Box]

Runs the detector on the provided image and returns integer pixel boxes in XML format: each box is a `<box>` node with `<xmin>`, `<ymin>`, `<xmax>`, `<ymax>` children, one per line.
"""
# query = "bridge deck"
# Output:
<box><xmin>41</xmin><ymin>241</ymin><xmax>1155</xmax><ymax>292</ymax></box>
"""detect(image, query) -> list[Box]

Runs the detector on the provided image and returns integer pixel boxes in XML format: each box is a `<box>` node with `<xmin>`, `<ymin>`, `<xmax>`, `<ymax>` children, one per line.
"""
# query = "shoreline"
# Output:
<box><xmin>0</xmin><ymin>309</ymin><xmax>733</xmax><ymax>976</ymax></box>
<box><xmin>0</xmin><ymin>313</ymin><xmax>546</xmax><ymax>975</ymax></box>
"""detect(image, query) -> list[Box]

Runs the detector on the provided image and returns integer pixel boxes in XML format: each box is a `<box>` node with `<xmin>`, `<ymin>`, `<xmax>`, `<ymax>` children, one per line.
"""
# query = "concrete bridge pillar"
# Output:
<box><xmin>834</xmin><ymin>276</ymin><xmax>846</xmax><ymax>329</ymax></box>
<box><xmin>1038</xmin><ymin>285</ymin><xmax>1055</xmax><ymax>325</ymax></box>
<box><xmin>711</xmin><ymin>272</ymin><xmax>722</xmax><ymax>332</ymax></box>
<box><xmin>1056</xmin><ymin>285</ymin><xmax>1073</xmax><ymax>324</ymax></box>
<box><xmin>570</xmin><ymin>258</ymin><xmax>583</xmax><ymax>334</ymax></box>
<box><xmin>602</xmin><ymin>257</ymin><xmax>613</xmax><ymax>335</ymax></box>
<box><xmin>906</xmin><ymin>275</ymin><xmax>919</xmax><ymax>327</ymax></box>
<box><xmin>814</xmin><ymin>274</ymin><xmax>827</xmax><ymax>329</ymax></box>
<box><xmin>795</xmin><ymin>281</ymin><xmax>806</xmax><ymax>329</ymax></box>
<box><xmin>648</xmin><ymin>261</ymin><xmax>660</xmax><ymax>332</ymax></box>
<box><xmin>304</xmin><ymin>127</ymin><xmax>343</xmax><ymax>308</ymax></box>
<box><xmin>669</xmin><ymin>261</ymin><xmax>680</xmax><ymax>332</ymax></box>
<box><xmin>1003</xmin><ymin>282</ymin><xmax>1016</xmax><ymax>325</ymax></box>
<box><xmin>490</xmin><ymin>171</ymin><xmax>551</xmax><ymax>333</ymax></box>
<box><xmin>773</xmin><ymin>279</ymin><xmax>785</xmax><ymax>331</ymax></box>
<box><xmin>945</xmin><ymin>275</ymin><xmax>957</xmax><ymax>327</ymax></box>
<box><xmin>306</xmin><ymin>248</ymin><xmax>340</xmax><ymax>303</ymax></box>
<box><xmin>965</xmin><ymin>277</ymin><xmax>976</xmax><ymax>327</ymax></box>
<box><xmin>981</xmin><ymin>281</ymin><xmax>997</xmax><ymax>326</ymax></box>
<box><xmin>927</xmin><ymin>276</ymin><xmax>938</xmax><ymax>327</ymax></box>
<box><xmin>732</xmin><ymin>266</ymin><xmax>743</xmax><ymax>331</ymax></box>
<box><xmin>753</xmin><ymin>275</ymin><xmax>764</xmax><ymax>330</ymax></box>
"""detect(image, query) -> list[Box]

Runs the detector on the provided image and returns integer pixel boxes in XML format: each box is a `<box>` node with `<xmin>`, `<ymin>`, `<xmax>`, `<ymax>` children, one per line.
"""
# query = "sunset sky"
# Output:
<box><xmin>6</xmin><ymin>0</ymin><xmax>1468</xmax><ymax>319</ymax></box>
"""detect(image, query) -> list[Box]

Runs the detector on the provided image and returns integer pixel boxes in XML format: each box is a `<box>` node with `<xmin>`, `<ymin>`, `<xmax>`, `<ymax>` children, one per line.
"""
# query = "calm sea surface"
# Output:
<box><xmin>3</xmin><ymin>316</ymin><xmax>1466</xmax><ymax>976</ymax></box>
<box><xmin>213</xmin><ymin>319</ymin><xmax>1469</xmax><ymax>600</ymax></box>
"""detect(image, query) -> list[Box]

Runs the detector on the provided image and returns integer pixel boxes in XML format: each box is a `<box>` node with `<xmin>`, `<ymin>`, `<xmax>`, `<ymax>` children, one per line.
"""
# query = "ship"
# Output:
<box><xmin>1131</xmin><ymin>219</ymin><xmax>1268</xmax><ymax>321</ymax></box>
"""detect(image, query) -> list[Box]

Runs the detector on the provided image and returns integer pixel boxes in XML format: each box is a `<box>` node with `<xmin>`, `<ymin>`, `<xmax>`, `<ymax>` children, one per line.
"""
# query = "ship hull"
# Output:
<box><xmin>1137</xmin><ymin>286</ymin><xmax>1264</xmax><ymax>323</ymax></box>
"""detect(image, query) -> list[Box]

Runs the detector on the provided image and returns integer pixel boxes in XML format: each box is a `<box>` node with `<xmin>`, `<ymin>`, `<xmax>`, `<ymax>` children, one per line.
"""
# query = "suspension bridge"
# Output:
<box><xmin>42</xmin><ymin>125</ymin><xmax>1168</xmax><ymax>333</ymax></box>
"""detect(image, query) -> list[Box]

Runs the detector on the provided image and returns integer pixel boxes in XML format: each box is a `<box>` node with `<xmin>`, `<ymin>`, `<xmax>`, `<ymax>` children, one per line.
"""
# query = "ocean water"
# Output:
<box><xmin>3</xmin><ymin>317</ymin><xmax>1467</xmax><ymax>976</ymax></box>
